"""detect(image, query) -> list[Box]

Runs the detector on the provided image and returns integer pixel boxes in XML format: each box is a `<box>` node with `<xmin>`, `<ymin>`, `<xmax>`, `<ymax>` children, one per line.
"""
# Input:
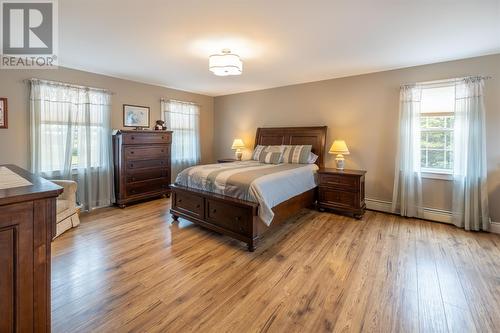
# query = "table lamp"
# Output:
<box><xmin>329</xmin><ymin>140</ymin><xmax>350</xmax><ymax>170</ymax></box>
<box><xmin>231</xmin><ymin>139</ymin><xmax>245</xmax><ymax>160</ymax></box>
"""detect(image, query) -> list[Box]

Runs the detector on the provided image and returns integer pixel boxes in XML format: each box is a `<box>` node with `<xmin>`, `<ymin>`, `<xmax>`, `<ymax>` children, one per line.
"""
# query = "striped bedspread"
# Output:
<box><xmin>175</xmin><ymin>161</ymin><xmax>319</xmax><ymax>225</ymax></box>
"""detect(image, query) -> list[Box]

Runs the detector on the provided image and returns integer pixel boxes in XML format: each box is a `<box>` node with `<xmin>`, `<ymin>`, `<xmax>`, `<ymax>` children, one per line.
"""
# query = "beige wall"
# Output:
<box><xmin>0</xmin><ymin>67</ymin><xmax>214</xmax><ymax>168</ymax></box>
<box><xmin>214</xmin><ymin>54</ymin><xmax>500</xmax><ymax>221</ymax></box>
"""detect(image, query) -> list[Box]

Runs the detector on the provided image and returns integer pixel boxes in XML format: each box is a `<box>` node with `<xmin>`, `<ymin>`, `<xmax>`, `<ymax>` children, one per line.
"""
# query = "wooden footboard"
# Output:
<box><xmin>170</xmin><ymin>184</ymin><xmax>316</xmax><ymax>251</ymax></box>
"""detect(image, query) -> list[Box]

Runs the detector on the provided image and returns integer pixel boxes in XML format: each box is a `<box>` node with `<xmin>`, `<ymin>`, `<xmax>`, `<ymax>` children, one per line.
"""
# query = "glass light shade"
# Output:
<box><xmin>209</xmin><ymin>51</ymin><xmax>243</xmax><ymax>76</ymax></box>
<box><xmin>329</xmin><ymin>140</ymin><xmax>350</xmax><ymax>155</ymax></box>
<box><xmin>231</xmin><ymin>138</ymin><xmax>245</xmax><ymax>150</ymax></box>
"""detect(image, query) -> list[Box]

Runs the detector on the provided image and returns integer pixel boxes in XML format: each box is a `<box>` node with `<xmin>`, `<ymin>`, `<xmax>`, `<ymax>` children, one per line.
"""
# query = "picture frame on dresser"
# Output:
<box><xmin>0</xmin><ymin>98</ymin><xmax>7</xmax><ymax>129</ymax></box>
<box><xmin>123</xmin><ymin>104</ymin><xmax>150</xmax><ymax>129</ymax></box>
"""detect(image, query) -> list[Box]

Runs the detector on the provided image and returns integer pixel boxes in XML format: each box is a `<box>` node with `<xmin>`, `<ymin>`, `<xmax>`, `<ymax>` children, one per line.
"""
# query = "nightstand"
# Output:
<box><xmin>217</xmin><ymin>158</ymin><xmax>238</xmax><ymax>163</ymax></box>
<box><xmin>317</xmin><ymin>168</ymin><xmax>366</xmax><ymax>219</ymax></box>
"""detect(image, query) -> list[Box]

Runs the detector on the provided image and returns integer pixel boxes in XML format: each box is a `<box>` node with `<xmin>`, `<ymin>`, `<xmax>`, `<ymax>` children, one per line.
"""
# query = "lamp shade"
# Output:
<box><xmin>329</xmin><ymin>140</ymin><xmax>350</xmax><ymax>155</ymax></box>
<box><xmin>231</xmin><ymin>138</ymin><xmax>245</xmax><ymax>150</ymax></box>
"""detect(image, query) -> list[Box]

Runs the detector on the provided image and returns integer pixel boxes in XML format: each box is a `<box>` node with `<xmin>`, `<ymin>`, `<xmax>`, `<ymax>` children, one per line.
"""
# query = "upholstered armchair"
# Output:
<box><xmin>51</xmin><ymin>180</ymin><xmax>80</xmax><ymax>238</ymax></box>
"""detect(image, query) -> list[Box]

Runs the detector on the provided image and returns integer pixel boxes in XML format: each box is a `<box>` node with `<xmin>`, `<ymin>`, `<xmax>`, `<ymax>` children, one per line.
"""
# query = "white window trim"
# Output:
<box><xmin>421</xmin><ymin>170</ymin><xmax>453</xmax><ymax>180</ymax></box>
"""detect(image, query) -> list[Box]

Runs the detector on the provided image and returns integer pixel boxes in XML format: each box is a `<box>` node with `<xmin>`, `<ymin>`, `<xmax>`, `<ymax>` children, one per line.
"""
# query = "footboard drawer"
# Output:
<box><xmin>173</xmin><ymin>191</ymin><xmax>204</xmax><ymax>219</ymax></box>
<box><xmin>205</xmin><ymin>199</ymin><xmax>252</xmax><ymax>235</ymax></box>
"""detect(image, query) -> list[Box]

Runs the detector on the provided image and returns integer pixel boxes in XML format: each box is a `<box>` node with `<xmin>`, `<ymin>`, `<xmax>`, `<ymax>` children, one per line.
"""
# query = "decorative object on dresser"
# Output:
<box><xmin>317</xmin><ymin>168</ymin><xmax>366</xmax><ymax>218</ymax></box>
<box><xmin>0</xmin><ymin>165</ymin><xmax>62</xmax><ymax>332</ymax></box>
<box><xmin>154</xmin><ymin>119</ymin><xmax>167</xmax><ymax>130</ymax></box>
<box><xmin>231</xmin><ymin>138</ymin><xmax>246</xmax><ymax>160</ymax></box>
<box><xmin>123</xmin><ymin>104</ymin><xmax>150</xmax><ymax>129</ymax></box>
<box><xmin>113</xmin><ymin>130</ymin><xmax>172</xmax><ymax>208</ymax></box>
<box><xmin>329</xmin><ymin>140</ymin><xmax>350</xmax><ymax>170</ymax></box>
<box><xmin>217</xmin><ymin>158</ymin><xmax>238</xmax><ymax>163</ymax></box>
<box><xmin>170</xmin><ymin>126</ymin><xmax>327</xmax><ymax>251</ymax></box>
<box><xmin>0</xmin><ymin>97</ymin><xmax>7</xmax><ymax>129</ymax></box>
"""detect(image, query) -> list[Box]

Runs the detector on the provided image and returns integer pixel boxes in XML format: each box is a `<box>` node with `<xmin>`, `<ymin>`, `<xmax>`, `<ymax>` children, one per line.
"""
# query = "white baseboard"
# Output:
<box><xmin>491</xmin><ymin>222</ymin><xmax>500</xmax><ymax>234</ymax></box>
<box><xmin>365</xmin><ymin>198</ymin><xmax>499</xmax><ymax>234</ymax></box>
<box><xmin>365</xmin><ymin>198</ymin><xmax>452</xmax><ymax>224</ymax></box>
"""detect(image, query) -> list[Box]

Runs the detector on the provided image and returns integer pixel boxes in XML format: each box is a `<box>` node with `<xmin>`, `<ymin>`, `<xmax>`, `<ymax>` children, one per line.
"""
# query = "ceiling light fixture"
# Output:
<box><xmin>209</xmin><ymin>49</ymin><xmax>242</xmax><ymax>76</ymax></box>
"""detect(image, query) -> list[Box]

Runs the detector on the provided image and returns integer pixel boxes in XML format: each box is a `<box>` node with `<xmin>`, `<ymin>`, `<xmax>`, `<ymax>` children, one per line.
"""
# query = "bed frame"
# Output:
<box><xmin>170</xmin><ymin>126</ymin><xmax>327</xmax><ymax>251</ymax></box>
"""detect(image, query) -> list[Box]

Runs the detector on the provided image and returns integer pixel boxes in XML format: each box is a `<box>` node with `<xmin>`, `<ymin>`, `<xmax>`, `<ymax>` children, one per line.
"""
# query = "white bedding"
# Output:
<box><xmin>175</xmin><ymin>161</ymin><xmax>318</xmax><ymax>225</ymax></box>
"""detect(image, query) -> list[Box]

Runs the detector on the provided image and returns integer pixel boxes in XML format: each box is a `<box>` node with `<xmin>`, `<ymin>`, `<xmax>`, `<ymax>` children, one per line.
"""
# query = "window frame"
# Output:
<box><xmin>419</xmin><ymin>89</ymin><xmax>455</xmax><ymax>178</ymax></box>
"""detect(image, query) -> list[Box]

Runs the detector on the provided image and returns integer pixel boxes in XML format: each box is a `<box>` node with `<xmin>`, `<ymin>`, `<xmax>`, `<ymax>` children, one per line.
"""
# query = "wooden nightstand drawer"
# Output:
<box><xmin>319</xmin><ymin>173</ymin><xmax>358</xmax><ymax>189</ymax></box>
<box><xmin>319</xmin><ymin>187</ymin><xmax>357</xmax><ymax>207</ymax></box>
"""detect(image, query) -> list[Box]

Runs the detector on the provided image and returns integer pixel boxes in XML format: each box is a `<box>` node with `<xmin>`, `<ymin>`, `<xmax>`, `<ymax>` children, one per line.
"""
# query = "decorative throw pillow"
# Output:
<box><xmin>259</xmin><ymin>151</ymin><xmax>283</xmax><ymax>164</ymax></box>
<box><xmin>281</xmin><ymin>145</ymin><xmax>313</xmax><ymax>164</ymax></box>
<box><xmin>264</xmin><ymin>145</ymin><xmax>285</xmax><ymax>153</ymax></box>
<box><xmin>252</xmin><ymin>145</ymin><xmax>267</xmax><ymax>161</ymax></box>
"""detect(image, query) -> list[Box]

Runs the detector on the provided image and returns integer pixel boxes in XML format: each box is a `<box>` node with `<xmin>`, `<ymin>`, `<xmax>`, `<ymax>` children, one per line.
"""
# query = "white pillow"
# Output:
<box><xmin>307</xmin><ymin>152</ymin><xmax>319</xmax><ymax>164</ymax></box>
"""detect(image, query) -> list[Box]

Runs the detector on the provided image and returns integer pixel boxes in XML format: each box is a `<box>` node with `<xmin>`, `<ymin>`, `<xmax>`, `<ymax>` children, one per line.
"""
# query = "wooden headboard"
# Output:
<box><xmin>254</xmin><ymin>126</ymin><xmax>328</xmax><ymax>167</ymax></box>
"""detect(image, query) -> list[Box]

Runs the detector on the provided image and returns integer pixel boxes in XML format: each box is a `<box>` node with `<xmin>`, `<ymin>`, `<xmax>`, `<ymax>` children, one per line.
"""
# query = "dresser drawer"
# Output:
<box><xmin>126</xmin><ymin>178</ymin><xmax>170</xmax><ymax>196</ymax></box>
<box><xmin>319</xmin><ymin>187</ymin><xmax>357</xmax><ymax>208</ymax></box>
<box><xmin>123</xmin><ymin>132</ymin><xmax>172</xmax><ymax>145</ymax></box>
<box><xmin>205</xmin><ymin>199</ymin><xmax>251</xmax><ymax>235</ymax></box>
<box><xmin>173</xmin><ymin>191</ymin><xmax>204</xmax><ymax>219</ymax></box>
<box><xmin>125</xmin><ymin>146</ymin><xmax>170</xmax><ymax>160</ymax></box>
<box><xmin>127</xmin><ymin>159</ymin><xmax>169</xmax><ymax>169</ymax></box>
<box><xmin>126</xmin><ymin>168</ymin><xmax>170</xmax><ymax>183</ymax></box>
<box><xmin>319</xmin><ymin>173</ymin><xmax>358</xmax><ymax>190</ymax></box>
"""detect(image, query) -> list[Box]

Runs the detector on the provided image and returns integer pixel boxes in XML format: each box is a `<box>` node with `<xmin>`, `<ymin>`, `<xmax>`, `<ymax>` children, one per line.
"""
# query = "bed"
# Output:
<box><xmin>170</xmin><ymin>126</ymin><xmax>327</xmax><ymax>251</ymax></box>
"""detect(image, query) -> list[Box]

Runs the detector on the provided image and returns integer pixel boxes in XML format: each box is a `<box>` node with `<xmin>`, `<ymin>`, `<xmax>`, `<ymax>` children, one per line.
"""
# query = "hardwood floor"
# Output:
<box><xmin>51</xmin><ymin>198</ymin><xmax>500</xmax><ymax>332</ymax></box>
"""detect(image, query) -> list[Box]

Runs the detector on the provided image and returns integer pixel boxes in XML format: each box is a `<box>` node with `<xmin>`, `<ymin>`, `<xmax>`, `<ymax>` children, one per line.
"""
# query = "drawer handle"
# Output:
<box><xmin>196</xmin><ymin>204</ymin><xmax>200</xmax><ymax>209</ymax></box>
<box><xmin>212</xmin><ymin>209</ymin><xmax>217</xmax><ymax>213</ymax></box>
<box><xmin>130</xmin><ymin>151</ymin><xmax>134</xmax><ymax>154</ymax></box>
<box><xmin>178</xmin><ymin>199</ymin><xmax>182</xmax><ymax>203</ymax></box>
<box><xmin>162</xmin><ymin>136</ymin><xmax>165</xmax><ymax>139</ymax></box>
<box><xmin>131</xmin><ymin>136</ymin><xmax>135</xmax><ymax>140</ymax></box>
<box><xmin>130</xmin><ymin>164</ymin><xmax>134</xmax><ymax>168</ymax></box>
<box><xmin>160</xmin><ymin>161</ymin><xmax>164</xmax><ymax>165</ymax></box>
<box><xmin>161</xmin><ymin>150</ymin><xmax>165</xmax><ymax>153</ymax></box>
<box><xmin>235</xmin><ymin>216</ymin><xmax>241</xmax><ymax>221</ymax></box>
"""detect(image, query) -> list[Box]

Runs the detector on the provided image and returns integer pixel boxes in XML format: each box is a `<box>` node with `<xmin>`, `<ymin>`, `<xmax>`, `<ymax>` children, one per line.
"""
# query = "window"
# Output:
<box><xmin>419</xmin><ymin>85</ymin><xmax>455</xmax><ymax>174</ymax></box>
<box><xmin>38</xmin><ymin>100</ymin><xmax>109</xmax><ymax>172</ymax></box>
<box><xmin>161</xmin><ymin>99</ymin><xmax>201</xmax><ymax>176</ymax></box>
<box><xmin>30</xmin><ymin>79</ymin><xmax>114</xmax><ymax>211</ymax></box>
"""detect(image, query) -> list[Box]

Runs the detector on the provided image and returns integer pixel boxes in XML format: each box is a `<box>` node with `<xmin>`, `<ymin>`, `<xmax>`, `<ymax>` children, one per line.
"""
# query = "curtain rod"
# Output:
<box><xmin>24</xmin><ymin>78</ymin><xmax>115</xmax><ymax>94</ymax></box>
<box><xmin>402</xmin><ymin>75</ymin><xmax>492</xmax><ymax>88</ymax></box>
<box><xmin>160</xmin><ymin>98</ymin><xmax>200</xmax><ymax>106</ymax></box>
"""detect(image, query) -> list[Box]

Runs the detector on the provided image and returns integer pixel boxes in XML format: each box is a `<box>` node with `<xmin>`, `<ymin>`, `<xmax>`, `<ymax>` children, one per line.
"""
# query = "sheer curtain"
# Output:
<box><xmin>392</xmin><ymin>85</ymin><xmax>424</xmax><ymax>218</ymax></box>
<box><xmin>161</xmin><ymin>99</ymin><xmax>201</xmax><ymax>179</ymax></box>
<box><xmin>452</xmin><ymin>77</ymin><xmax>490</xmax><ymax>230</ymax></box>
<box><xmin>30</xmin><ymin>79</ymin><xmax>114</xmax><ymax>211</ymax></box>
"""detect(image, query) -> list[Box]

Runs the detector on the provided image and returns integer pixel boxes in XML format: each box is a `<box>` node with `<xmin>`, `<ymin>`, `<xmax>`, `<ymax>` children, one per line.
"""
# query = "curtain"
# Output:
<box><xmin>30</xmin><ymin>79</ymin><xmax>114</xmax><ymax>211</ymax></box>
<box><xmin>392</xmin><ymin>85</ymin><xmax>424</xmax><ymax>218</ymax></box>
<box><xmin>452</xmin><ymin>77</ymin><xmax>490</xmax><ymax>230</ymax></box>
<box><xmin>161</xmin><ymin>99</ymin><xmax>201</xmax><ymax>179</ymax></box>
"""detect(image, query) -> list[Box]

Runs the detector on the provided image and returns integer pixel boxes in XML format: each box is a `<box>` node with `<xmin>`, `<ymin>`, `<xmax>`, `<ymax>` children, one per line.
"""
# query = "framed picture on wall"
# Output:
<box><xmin>123</xmin><ymin>104</ymin><xmax>150</xmax><ymax>129</ymax></box>
<box><xmin>0</xmin><ymin>98</ymin><xmax>7</xmax><ymax>129</ymax></box>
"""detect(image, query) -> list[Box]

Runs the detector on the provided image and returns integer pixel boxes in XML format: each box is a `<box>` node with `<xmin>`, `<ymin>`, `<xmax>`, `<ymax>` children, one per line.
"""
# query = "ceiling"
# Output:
<box><xmin>60</xmin><ymin>0</ymin><xmax>500</xmax><ymax>96</ymax></box>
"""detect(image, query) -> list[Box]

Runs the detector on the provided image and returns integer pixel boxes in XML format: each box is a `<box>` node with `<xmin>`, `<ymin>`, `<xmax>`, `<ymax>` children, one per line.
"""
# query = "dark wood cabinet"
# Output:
<box><xmin>317</xmin><ymin>168</ymin><xmax>366</xmax><ymax>218</ymax></box>
<box><xmin>113</xmin><ymin>130</ymin><xmax>173</xmax><ymax>207</ymax></box>
<box><xmin>0</xmin><ymin>165</ymin><xmax>62</xmax><ymax>333</ymax></box>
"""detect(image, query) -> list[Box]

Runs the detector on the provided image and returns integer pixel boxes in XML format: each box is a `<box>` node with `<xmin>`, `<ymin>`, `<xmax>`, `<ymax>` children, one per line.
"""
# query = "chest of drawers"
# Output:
<box><xmin>113</xmin><ymin>130</ymin><xmax>173</xmax><ymax>207</ymax></box>
<box><xmin>317</xmin><ymin>168</ymin><xmax>366</xmax><ymax>219</ymax></box>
